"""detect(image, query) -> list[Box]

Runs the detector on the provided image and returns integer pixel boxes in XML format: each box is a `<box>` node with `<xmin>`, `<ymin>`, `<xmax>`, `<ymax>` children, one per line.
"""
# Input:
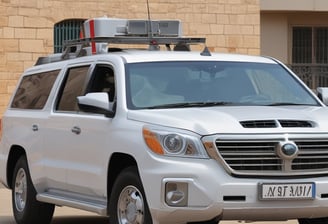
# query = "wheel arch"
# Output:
<box><xmin>106</xmin><ymin>152</ymin><xmax>138</xmax><ymax>202</ymax></box>
<box><xmin>7</xmin><ymin>145</ymin><xmax>26</xmax><ymax>189</ymax></box>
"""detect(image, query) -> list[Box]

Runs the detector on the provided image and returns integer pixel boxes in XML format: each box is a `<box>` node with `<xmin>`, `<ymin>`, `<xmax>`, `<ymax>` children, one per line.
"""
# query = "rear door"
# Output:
<box><xmin>42</xmin><ymin>64</ymin><xmax>92</xmax><ymax>191</ymax></box>
<box><xmin>8</xmin><ymin>69</ymin><xmax>60</xmax><ymax>188</ymax></box>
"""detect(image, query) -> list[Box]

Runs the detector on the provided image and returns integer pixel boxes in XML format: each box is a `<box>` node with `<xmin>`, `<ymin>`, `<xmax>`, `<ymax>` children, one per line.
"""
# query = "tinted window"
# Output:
<box><xmin>57</xmin><ymin>66</ymin><xmax>90</xmax><ymax>111</ymax></box>
<box><xmin>11</xmin><ymin>70</ymin><xmax>60</xmax><ymax>109</ymax></box>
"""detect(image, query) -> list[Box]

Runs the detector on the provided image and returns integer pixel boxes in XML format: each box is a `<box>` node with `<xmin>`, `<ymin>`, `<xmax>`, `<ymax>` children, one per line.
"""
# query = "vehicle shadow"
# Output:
<box><xmin>0</xmin><ymin>216</ymin><xmax>15</xmax><ymax>224</ymax></box>
<box><xmin>51</xmin><ymin>216</ymin><xmax>109</xmax><ymax>224</ymax></box>
<box><xmin>0</xmin><ymin>215</ymin><xmax>109</xmax><ymax>224</ymax></box>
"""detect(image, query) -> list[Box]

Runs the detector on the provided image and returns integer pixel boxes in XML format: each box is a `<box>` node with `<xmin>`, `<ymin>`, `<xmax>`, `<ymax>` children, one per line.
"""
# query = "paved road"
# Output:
<box><xmin>0</xmin><ymin>186</ymin><xmax>297</xmax><ymax>224</ymax></box>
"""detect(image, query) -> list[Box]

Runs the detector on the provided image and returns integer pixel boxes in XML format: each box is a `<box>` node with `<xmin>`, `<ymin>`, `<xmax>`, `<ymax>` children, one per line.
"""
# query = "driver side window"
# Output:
<box><xmin>87</xmin><ymin>65</ymin><xmax>116</xmax><ymax>102</ymax></box>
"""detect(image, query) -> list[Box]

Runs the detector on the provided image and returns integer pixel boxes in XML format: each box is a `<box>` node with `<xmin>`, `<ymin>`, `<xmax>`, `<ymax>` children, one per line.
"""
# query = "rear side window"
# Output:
<box><xmin>11</xmin><ymin>70</ymin><xmax>60</xmax><ymax>109</ymax></box>
<box><xmin>56</xmin><ymin>66</ymin><xmax>90</xmax><ymax>112</ymax></box>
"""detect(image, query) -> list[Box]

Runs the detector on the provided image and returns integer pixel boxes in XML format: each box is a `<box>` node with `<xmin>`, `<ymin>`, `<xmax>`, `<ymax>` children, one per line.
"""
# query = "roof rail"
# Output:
<box><xmin>64</xmin><ymin>36</ymin><xmax>206</xmax><ymax>46</ymax></box>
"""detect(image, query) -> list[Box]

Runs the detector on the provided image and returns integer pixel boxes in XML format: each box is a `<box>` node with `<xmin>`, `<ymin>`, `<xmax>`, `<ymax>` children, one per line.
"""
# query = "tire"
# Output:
<box><xmin>299</xmin><ymin>217</ymin><xmax>328</xmax><ymax>224</ymax></box>
<box><xmin>12</xmin><ymin>155</ymin><xmax>55</xmax><ymax>224</ymax></box>
<box><xmin>109</xmin><ymin>166</ymin><xmax>152</xmax><ymax>224</ymax></box>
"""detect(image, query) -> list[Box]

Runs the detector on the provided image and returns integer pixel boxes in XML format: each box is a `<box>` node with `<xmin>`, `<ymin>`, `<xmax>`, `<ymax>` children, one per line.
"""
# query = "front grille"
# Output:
<box><xmin>217</xmin><ymin>141</ymin><xmax>282</xmax><ymax>171</ymax></box>
<box><xmin>292</xmin><ymin>141</ymin><xmax>328</xmax><ymax>170</ymax></box>
<box><xmin>215</xmin><ymin>139</ymin><xmax>328</xmax><ymax>176</ymax></box>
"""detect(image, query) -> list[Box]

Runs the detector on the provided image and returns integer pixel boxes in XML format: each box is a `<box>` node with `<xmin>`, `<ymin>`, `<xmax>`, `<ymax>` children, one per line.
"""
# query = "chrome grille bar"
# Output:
<box><xmin>216</xmin><ymin>141</ymin><xmax>282</xmax><ymax>171</ymax></box>
<box><xmin>214</xmin><ymin>138</ymin><xmax>328</xmax><ymax>176</ymax></box>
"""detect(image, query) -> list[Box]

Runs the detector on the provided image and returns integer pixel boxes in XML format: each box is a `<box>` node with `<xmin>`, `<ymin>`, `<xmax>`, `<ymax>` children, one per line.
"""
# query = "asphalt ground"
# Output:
<box><xmin>0</xmin><ymin>185</ymin><xmax>297</xmax><ymax>224</ymax></box>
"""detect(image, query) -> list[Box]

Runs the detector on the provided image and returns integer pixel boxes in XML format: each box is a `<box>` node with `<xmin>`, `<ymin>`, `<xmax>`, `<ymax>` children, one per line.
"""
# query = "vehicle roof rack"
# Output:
<box><xmin>62</xmin><ymin>36</ymin><xmax>206</xmax><ymax>55</ymax></box>
<box><xmin>35</xmin><ymin>17</ymin><xmax>209</xmax><ymax>65</ymax></box>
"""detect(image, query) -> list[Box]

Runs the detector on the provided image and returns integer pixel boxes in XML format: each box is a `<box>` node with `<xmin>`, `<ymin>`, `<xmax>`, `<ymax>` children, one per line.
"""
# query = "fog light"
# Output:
<box><xmin>165</xmin><ymin>182</ymin><xmax>188</xmax><ymax>207</ymax></box>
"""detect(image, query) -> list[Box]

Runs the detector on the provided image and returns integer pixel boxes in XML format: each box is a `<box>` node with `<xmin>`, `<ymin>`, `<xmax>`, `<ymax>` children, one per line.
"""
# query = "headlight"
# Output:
<box><xmin>163</xmin><ymin>134</ymin><xmax>185</xmax><ymax>154</ymax></box>
<box><xmin>142</xmin><ymin>126</ymin><xmax>209</xmax><ymax>158</ymax></box>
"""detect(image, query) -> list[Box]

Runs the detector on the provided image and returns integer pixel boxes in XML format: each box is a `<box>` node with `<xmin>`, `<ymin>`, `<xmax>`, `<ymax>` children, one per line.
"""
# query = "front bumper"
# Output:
<box><xmin>141</xmin><ymin>156</ymin><xmax>328</xmax><ymax>224</ymax></box>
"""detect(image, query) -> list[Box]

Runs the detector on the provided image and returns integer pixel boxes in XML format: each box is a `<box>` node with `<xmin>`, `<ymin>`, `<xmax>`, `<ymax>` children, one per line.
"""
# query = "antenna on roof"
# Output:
<box><xmin>146</xmin><ymin>0</ymin><xmax>159</xmax><ymax>50</ymax></box>
<box><xmin>146</xmin><ymin>0</ymin><xmax>152</xmax><ymax>38</ymax></box>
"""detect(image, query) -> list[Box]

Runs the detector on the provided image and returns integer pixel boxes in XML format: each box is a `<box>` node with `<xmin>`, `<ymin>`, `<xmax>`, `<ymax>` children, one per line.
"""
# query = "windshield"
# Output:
<box><xmin>125</xmin><ymin>61</ymin><xmax>319</xmax><ymax>109</ymax></box>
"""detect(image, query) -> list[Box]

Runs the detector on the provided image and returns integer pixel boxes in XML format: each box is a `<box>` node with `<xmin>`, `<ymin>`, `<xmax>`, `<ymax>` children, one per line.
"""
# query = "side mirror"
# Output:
<box><xmin>77</xmin><ymin>92</ymin><xmax>115</xmax><ymax>117</ymax></box>
<box><xmin>317</xmin><ymin>87</ymin><xmax>328</xmax><ymax>105</ymax></box>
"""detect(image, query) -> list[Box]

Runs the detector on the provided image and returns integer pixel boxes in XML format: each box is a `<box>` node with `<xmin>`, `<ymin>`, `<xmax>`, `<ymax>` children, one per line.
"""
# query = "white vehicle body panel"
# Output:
<box><xmin>1</xmin><ymin>47</ymin><xmax>328</xmax><ymax>224</ymax></box>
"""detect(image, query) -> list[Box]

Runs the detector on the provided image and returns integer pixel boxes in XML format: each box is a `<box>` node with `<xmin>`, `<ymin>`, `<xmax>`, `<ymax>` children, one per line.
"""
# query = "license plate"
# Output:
<box><xmin>260</xmin><ymin>182</ymin><xmax>315</xmax><ymax>200</ymax></box>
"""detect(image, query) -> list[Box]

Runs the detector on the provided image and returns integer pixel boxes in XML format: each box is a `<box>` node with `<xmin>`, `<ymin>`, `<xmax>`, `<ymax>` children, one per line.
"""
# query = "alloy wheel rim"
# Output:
<box><xmin>14</xmin><ymin>168</ymin><xmax>27</xmax><ymax>212</ymax></box>
<box><xmin>117</xmin><ymin>185</ymin><xmax>145</xmax><ymax>224</ymax></box>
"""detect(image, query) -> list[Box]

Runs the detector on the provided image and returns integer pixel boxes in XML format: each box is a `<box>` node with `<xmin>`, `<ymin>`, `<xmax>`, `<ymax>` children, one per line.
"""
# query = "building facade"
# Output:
<box><xmin>2</xmin><ymin>0</ymin><xmax>328</xmax><ymax>115</ymax></box>
<box><xmin>0</xmin><ymin>0</ymin><xmax>260</xmax><ymax>114</ymax></box>
<box><xmin>261</xmin><ymin>0</ymin><xmax>328</xmax><ymax>89</ymax></box>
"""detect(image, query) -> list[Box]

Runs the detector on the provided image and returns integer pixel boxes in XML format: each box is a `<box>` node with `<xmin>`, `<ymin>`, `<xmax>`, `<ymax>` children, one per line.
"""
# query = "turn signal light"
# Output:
<box><xmin>142</xmin><ymin>127</ymin><xmax>164</xmax><ymax>155</ymax></box>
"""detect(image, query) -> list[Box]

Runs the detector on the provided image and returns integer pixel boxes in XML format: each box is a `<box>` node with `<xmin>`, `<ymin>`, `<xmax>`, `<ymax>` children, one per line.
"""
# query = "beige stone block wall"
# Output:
<box><xmin>0</xmin><ymin>0</ymin><xmax>260</xmax><ymax>115</ymax></box>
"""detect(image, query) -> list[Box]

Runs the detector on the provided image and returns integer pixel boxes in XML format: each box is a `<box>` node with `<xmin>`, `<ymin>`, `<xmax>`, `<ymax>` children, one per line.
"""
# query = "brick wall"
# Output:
<box><xmin>0</xmin><ymin>0</ymin><xmax>260</xmax><ymax>114</ymax></box>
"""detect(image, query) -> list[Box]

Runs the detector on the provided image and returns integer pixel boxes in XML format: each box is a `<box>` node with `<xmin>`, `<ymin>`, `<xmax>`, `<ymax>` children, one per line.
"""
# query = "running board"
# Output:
<box><xmin>37</xmin><ymin>191</ymin><xmax>108</xmax><ymax>216</ymax></box>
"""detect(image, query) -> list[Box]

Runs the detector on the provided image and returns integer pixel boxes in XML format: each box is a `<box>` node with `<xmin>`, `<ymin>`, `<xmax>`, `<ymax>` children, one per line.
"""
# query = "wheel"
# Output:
<box><xmin>12</xmin><ymin>155</ymin><xmax>55</xmax><ymax>224</ymax></box>
<box><xmin>109</xmin><ymin>166</ymin><xmax>152</xmax><ymax>224</ymax></box>
<box><xmin>299</xmin><ymin>217</ymin><xmax>328</xmax><ymax>224</ymax></box>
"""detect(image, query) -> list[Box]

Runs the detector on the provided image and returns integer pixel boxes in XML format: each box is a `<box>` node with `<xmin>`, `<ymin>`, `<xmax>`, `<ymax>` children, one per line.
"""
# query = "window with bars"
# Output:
<box><xmin>54</xmin><ymin>19</ymin><xmax>85</xmax><ymax>53</ymax></box>
<box><xmin>292</xmin><ymin>26</ymin><xmax>328</xmax><ymax>64</ymax></box>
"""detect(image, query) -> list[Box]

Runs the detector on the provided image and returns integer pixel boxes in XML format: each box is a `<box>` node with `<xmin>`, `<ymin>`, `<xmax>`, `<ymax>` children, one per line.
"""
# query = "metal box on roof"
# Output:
<box><xmin>83</xmin><ymin>17</ymin><xmax>128</xmax><ymax>38</ymax></box>
<box><xmin>127</xmin><ymin>20</ymin><xmax>182</xmax><ymax>37</ymax></box>
<box><xmin>83</xmin><ymin>17</ymin><xmax>182</xmax><ymax>38</ymax></box>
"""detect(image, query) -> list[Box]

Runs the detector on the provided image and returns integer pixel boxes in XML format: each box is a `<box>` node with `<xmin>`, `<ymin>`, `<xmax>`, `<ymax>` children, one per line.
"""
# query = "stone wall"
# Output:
<box><xmin>0</xmin><ymin>0</ymin><xmax>260</xmax><ymax>114</ymax></box>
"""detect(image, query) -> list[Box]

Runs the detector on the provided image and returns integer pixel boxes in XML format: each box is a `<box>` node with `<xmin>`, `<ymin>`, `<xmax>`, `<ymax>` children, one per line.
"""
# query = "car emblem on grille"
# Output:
<box><xmin>277</xmin><ymin>142</ymin><xmax>298</xmax><ymax>159</ymax></box>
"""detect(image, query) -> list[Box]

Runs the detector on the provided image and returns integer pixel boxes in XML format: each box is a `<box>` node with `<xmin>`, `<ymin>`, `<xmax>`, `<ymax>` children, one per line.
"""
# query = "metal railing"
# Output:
<box><xmin>290</xmin><ymin>64</ymin><xmax>328</xmax><ymax>89</ymax></box>
<box><xmin>54</xmin><ymin>19</ymin><xmax>85</xmax><ymax>53</ymax></box>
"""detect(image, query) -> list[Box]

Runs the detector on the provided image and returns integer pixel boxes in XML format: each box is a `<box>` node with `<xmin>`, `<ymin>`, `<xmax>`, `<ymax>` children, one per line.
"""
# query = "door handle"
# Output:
<box><xmin>71</xmin><ymin>126</ymin><xmax>81</xmax><ymax>135</ymax></box>
<box><xmin>32</xmin><ymin>124</ymin><xmax>38</xmax><ymax>131</ymax></box>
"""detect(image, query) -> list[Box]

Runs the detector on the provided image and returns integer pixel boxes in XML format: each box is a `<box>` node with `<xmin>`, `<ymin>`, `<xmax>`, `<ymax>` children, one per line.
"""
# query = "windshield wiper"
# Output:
<box><xmin>268</xmin><ymin>102</ymin><xmax>317</xmax><ymax>106</ymax></box>
<box><xmin>144</xmin><ymin>101</ymin><xmax>234</xmax><ymax>109</ymax></box>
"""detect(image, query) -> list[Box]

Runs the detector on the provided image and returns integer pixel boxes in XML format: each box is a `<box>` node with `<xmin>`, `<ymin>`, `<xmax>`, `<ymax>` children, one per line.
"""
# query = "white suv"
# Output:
<box><xmin>2</xmin><ymin>17</ymin><xmax>328</xmax><ymax>224</ymax></box>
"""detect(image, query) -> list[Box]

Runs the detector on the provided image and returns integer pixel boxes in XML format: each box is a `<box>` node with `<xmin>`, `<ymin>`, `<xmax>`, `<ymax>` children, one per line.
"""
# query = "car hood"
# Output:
<box><xmin>127</xmin><ymin>106</ymin><xmax>328</xmax><ymax>135</ymax></box>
